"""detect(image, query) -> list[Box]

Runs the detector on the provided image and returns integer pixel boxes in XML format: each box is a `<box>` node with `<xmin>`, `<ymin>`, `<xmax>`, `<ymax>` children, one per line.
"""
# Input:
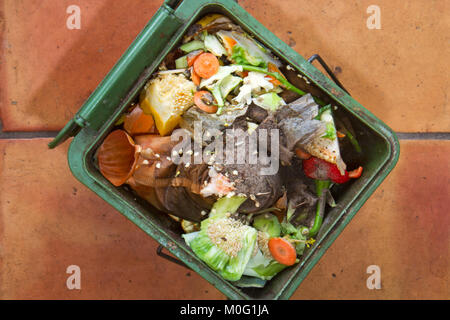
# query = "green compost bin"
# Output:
<box><xmin>49</xmin><ymin>0</ymin><xmax>400</xmax><ymax>299</ymax></box>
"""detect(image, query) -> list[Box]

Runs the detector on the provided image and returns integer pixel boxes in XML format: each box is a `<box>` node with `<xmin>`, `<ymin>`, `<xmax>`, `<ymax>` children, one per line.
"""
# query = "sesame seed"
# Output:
<box><xmin>250</xmin><ymin>194</ymin><xmax>256</xmax><ymax>201</ymax></box>
<box><xmin>166</xmin><ymin>156</ymin><xmax>171</xmax><ymax>161</ymax></box>
<box><xmin>142</xmin><ymin>160</ymin><xmax>149</xmax><ymax>165</ymax></box>
<box><xmin>155</xmin><ymin>162</ymin><xmax>161</xmax><ymax>169</ymax></box>
<box><xmin>232</xmin><ymin>170</ymin><xmax>238</xmax><ymax>176</ymax></box>
<box><xmin>185</xmin><ymin>162</ymin><xmax>190</xmax><ymax>168</ymax></box>
<box><xmin>207</xmin><ymin>218</ymin><xmax>252</xmax><ymax>257</ymax></box>
<box><xmin>255</xmin><ymin>201</ymin><xmax>260</xmax><ymax>208</ymax></box>
<box><xmin>257</xmin><ymin>231</ymin><xmax>271</xmax><ymax>258</ymax></box>
<box><xmin>155</xmin><ymin>153</ymin><xmax>160</xmax><ymax>158</ymax></box>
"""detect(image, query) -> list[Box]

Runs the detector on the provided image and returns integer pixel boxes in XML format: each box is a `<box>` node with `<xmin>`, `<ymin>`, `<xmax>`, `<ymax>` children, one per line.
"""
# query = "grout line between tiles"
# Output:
<box><xmin>0</xmin><ymin>131</ymin><xmax>60</xmax><ymax>139</ymax></box>
<box><xmin>395</xmin><ymin>132</ymin><xmax>450</xmax><ymax>140</ymax></box>
<box><xmin>0</xmin><ymin>119</ymin><xmax>59</xmax><ymax>139</ymax></box>
<box><xmin>1</xmin><ymin>117</ymin><xmax>449</xmax><ymax>140</ymax></box>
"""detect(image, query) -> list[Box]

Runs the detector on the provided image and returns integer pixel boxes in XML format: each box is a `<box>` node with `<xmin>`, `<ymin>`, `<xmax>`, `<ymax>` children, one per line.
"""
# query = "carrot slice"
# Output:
<box><xmin>267</xmin><ymin>62</ymin><xmax>285</xmax><ymax>86</ymax></box>
<box><xmin>187</xmin><ymin>50</ymin><xmax>204</xmax><ymax>67</ymax></box>
<box><xmin>295</xmin><ymin>148</ymin><xmax>311</xmax><ymax>160</ymax></box>
<box><xmin>191</xmin><ymin>67</ymin><xmax>201</xmax><ymax>86</ymax></box>
<box><xmin>194</xmin><ymin>90</ymin><xmax>218</xmax><ymax>113</ymax></box>
<box><xmin>193</xmin><ymin>53</ymin><xmax>219</xmax><ymax>79</ymax></box>
<box><xmin>348</xmin><ymin>166</ymin><xmax>363</xmax><ymax>179</ymax></box>
<box><xmin>268</xmin><ymin>237</ymin><xmax>297</xmax><ymax>266</ymax></box>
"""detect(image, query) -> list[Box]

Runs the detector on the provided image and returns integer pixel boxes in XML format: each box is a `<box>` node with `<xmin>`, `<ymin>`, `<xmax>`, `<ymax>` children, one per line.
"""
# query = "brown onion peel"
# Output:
<box><xmin>97</xmin><ymin>129</ymin><xmax>140</xmax><ymax>187</ymax></box>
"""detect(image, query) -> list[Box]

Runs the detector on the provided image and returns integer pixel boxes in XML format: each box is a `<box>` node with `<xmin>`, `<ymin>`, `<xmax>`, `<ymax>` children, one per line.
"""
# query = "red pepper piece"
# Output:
<box><xmin>303</xmin><ymin>157</ymin><xmax>354</xmax><ymax>184</ymax></box>
<box><xmin>327</xmin><ymin>164</ymin><xmax>349</xmax><ymax>184</ymax></box>
<box><xmin>302</xmin><ymin>156</ymin><xmax>330</xmax><ymax>180</ymax></box>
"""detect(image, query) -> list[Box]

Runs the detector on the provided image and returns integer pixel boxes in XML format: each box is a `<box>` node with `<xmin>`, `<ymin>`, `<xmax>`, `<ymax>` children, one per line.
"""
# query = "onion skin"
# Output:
<box><xmin>127</xmin><ymin>176</ymin><xmax>165</xmax><ymax>211</ymax></box>
<box><xmin>97</xmin><ymin>130</ymin><xmax>140</xmax><ymax>187</ymax></box>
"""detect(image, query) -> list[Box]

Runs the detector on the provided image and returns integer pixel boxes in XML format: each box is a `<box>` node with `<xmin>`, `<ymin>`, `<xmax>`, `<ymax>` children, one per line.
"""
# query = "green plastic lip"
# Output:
<box><xmin>54</xmin><ymin>0</ymin><xmax>400</xmax><ymax>300</ymax></box>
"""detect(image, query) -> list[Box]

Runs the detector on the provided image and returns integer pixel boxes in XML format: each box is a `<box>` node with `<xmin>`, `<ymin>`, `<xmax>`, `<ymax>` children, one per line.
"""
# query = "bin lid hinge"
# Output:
<box><xmin>48</xmin><ymin>114</ymin><xmax>88</xmax><ymax>149</ymax></box>
<box><xmin>164</xmin><ymin>0</ymin><xmax>183</xmax><ymax>10</ymax></box>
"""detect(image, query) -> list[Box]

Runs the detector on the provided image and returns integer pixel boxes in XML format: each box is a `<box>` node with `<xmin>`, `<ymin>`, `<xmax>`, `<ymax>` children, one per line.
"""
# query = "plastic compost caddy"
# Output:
<box><xmin>49</xmin><ymin>0</ymin><xmax>400</xmax><ymax>299</ymax></box>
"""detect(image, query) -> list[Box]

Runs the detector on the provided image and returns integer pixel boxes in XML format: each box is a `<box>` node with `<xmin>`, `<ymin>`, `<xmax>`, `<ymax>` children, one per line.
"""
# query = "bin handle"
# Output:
<box><xmin>156</xmin><ymin>244</ymin><xmax>192</xmax><ymax>270</ymax></box>
<box><xmin>307</xmin><ymin>54</ymin><xmax>350</xmax><ymax>95</ymax></box>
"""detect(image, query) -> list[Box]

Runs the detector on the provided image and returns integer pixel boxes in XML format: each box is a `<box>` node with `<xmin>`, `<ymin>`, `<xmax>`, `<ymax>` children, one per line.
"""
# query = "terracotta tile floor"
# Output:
<box><xmin>0</xmin><ymin>0</ymin><xmax>448</xmax><ymax>299</ymax></box>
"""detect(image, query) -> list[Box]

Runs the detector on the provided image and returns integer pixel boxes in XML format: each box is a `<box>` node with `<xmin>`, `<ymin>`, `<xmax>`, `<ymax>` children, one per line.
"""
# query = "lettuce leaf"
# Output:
<box><xmin>232</xmin><ymin>45</ymin><xmax>266</xmax><ymax>67</ymax></box>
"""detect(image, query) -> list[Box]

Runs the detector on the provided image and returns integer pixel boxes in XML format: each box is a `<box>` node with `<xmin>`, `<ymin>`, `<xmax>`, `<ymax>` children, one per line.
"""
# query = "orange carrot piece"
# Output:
<box><xmin>191</xmin><ymin>67</ymin><xmax>201</xmax><ymax>86</ymax></box>
<box><xmin>268</xmin><ymin>237</ymin><xmax>297</xmax><ymax>266</ymax></box>
<box><xmin>222</xmin><ymin>35</ymin><xmax>237</xmax><ymax>55</ymax></box>
<box><xmin>193</xmin><ymin>53</ymin><xmax>219</xmax><ymax>79</ymax></box>
<box><xmin>187</xmin><ymin>50</ymin><xmax>204</xmax><ymax>67</ymax></box>
<box><xmin>194</xmin><ymin>90</ymin><xmax>218</xmax><ymax>113</ymax></box>
<box><xmin>267</xmin><ymin>62</ymin><xmax>285</xmax><ymax>86</ymax></box>
<box><xmin>124</xmin><ymin>106</ymin><xmax>157</xmax><ymax>136</ymax></box>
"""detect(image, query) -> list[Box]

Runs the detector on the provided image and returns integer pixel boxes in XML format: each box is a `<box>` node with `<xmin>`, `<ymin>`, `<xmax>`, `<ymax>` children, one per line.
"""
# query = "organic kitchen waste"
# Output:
<box><xmin>96</xmin><ymin>14</ymin><xmax>364</xmax><ymax>287</ymax></box>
